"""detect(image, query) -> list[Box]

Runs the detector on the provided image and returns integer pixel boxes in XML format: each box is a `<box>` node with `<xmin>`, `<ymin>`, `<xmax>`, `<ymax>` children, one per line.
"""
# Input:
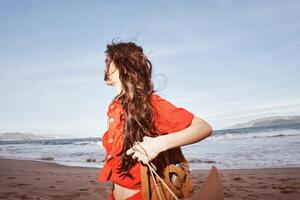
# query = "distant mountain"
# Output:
<box><xmin>228</xmin><ymin>115</ymin><xmax>300</xmax><ymax>129</ymax></box>
<box><xmin>0</xmin><ymin>132</ymin><xmax>71</xmax><ymax>141</ymax></box>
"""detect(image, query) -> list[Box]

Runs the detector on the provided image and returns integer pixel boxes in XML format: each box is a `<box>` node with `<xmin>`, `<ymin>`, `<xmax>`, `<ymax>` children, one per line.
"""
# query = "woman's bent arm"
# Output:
<box><xmin>160</xmin><ymin>116</ymin><xmax>212</xmax><ymax>151</ymax></box>
<box><xmin>126</xmin><ymin>116</ymin><xmax>212</xmax><ymax>164</ymax></box>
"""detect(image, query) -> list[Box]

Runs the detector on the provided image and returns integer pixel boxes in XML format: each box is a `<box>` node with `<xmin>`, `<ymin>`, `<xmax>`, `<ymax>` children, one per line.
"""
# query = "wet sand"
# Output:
<box><xmin>0</xmin><ymin>158</ymin><xmax>299</xmax><ymax>200</ymax></box>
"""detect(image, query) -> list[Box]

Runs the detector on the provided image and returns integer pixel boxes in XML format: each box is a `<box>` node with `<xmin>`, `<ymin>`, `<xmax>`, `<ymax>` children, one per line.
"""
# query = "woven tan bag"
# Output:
<box><xmin>140</xmin><ymin>147</ymin><xmax>193</xmax><ymax>200</ymax></box>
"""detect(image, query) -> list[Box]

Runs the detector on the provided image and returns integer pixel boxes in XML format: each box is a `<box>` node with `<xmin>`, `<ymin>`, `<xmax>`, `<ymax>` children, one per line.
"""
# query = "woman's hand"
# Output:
<box><xmin>126</xmin><ymin>136</ymin><xmax>164</xmax><ymax>165</ymax></box>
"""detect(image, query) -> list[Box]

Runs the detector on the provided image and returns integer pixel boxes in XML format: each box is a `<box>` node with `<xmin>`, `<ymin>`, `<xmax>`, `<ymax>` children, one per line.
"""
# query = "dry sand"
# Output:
<box><xmin>0</xmin><ymin>158</ymin><xmax>299</xmax><ymax>200</ymax></box>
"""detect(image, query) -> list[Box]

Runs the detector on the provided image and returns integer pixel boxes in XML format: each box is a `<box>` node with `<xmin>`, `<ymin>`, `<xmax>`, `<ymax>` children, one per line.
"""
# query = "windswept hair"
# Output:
<box><xmin>104</xmin><ymin>39</ymin><xmax>186</xmax><ymax>179</ymax></box>
<box><xmin>104</xmin><ymin>40</ymin><xmax>159</xmax><ymax>178</ymax></box>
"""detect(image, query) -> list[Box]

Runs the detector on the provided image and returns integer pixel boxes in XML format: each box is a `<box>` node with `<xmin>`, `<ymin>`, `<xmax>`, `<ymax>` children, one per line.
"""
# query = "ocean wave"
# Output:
<box><xmin>70</xmin><ymin>152</ymin><xmax>87</xmax><ymax>156</ymax></box>
<box><xmin>208</xmin><ymin>129</ymin><xmax>300</xmax><ymax>140</ymax></box>
<box><xmin>188</xmin><ymin>158</ymin><xmax>217</xmax><ymax>164</ymax></box>
<box><xmin>42</xmin><ymin>140</ymin><xmax>73</xmax><ymax>145</ymax></box>
<box><xmin>41</xmin><ymin>139</ymin><xmax>101</xmax><ymax>146</ymax></box>
<box><xmin>94</xmin><ymin>141</ymin><xmax>103</xmax><ymax>146</ymax></box>
<box><xmin>73</xmin><ymin>141</ymin><xmax>89</xmax><ymax>145</ymax></box>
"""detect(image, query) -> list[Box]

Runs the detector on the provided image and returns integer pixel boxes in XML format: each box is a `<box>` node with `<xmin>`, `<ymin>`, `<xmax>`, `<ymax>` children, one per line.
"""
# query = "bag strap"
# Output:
<box><xmin>134</xmin><ymin>142</ymin><xmax>180</xmax><ymax>200</ymax></box>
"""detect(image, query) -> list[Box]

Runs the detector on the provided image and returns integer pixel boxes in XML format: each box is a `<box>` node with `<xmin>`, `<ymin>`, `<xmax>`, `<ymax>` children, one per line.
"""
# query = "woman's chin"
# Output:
<box><xmin>105</xmin><ymin>80</ymin><xmax>116</xmax><ymax>86</ymax></box>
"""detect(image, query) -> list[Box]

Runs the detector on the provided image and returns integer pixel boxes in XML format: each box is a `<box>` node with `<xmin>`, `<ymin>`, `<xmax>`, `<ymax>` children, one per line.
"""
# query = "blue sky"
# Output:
<box><xmin>0</xmin><ymin>0</ymin><xmax>299</xmax><ymax>138</ymax></box>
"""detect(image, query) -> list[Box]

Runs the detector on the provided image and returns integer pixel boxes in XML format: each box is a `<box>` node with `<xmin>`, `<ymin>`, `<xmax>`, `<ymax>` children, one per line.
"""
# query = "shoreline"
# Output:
<box><xmin>1</xmin><ymin>158</ymin><xmax>299</xmax><ymax>199</ymax></box>
<box><xmin>1</xmin><ymin>155</ymin><xmax>299</xmax><ymax>171</ymax></box>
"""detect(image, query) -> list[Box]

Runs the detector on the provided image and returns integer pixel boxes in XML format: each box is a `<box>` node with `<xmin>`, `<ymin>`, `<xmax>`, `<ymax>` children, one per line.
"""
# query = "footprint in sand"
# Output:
<box><xmin>35</xmin><ymin>177</ymin><xmax>40</xmax><ymax>180</ymax></box>
<box><xmin>7</xmin><ymin>177</ymin><xmax>15</xmax><ymax>179</ymax></box>
<box><xmin>272</xmin><ymin>184</ymin><xmax>283</xmax><ymax>189</ymax></box>
<box><xmin>232</xmin><ymin>177</ymin><xmax>248</xmax><ymax>184</ymax></box>
<box><xmin>248</xmin><ymin>194</ymin><xmax>259</xmax><ymax>198</ymax></box>
<box><xmin>224</xmin><ymin>192</ymin><xmax>234</xmax><ymax>197</ymax></box>
<box><xmin>49</xmin><ymin>186</ymin><xmax>56</xmax><ymax>188</ymax></box>
<box><xmin>280</xmin><ymin>189</ymin><xmax>298</xmax><ymax>194</ymax></box>
<box><xmin>272</xmin><ymin>185</ymin><xmax>298</xmax><ymax>193</ymax></box>
<box><xmin>20</xmin><ymin>194</ymin><xmax>29</xmax><ymax>199</ymax></box>
<box><xmin>248</xmin><ymin>176</ymin><xmax>258</xmax><ymax>179</ymax></box>
<box><xmin>232</xmin><ymin>177</ymin><xmax>242</xmax><ymax>181</ymax></box>
<box><xmin>259</xmin><ymin>185</ymin><xmax>268</xmax><ymax>189</ymax></box>
<box><xmin>6</xmin><ymin>192</ymin><xmax>18</xmax><ymax>196</ymax></box>
<box><xmin>14</xmin><ymin>183</ymin><xmax>28</xmax><ymax>187</ymax></box>
<box><xmin>56</xmin><ymin>180</ymin><xmax>65</xmax><ymax>183</ymax></box>
<box><xmin>279</xmin><ymin>178</ymin><xmax>295</xmax><ymax>181</ymax></box>
<box><xmin>80</xmin><ymin>188</ymin><xmax>89</xmax><ymax>191</ymax></box>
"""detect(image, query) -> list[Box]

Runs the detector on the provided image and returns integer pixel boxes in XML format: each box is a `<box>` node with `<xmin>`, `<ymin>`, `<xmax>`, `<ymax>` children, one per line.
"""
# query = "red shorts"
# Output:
<box><xmin>108</xmin><ymin>190</ymin><xmax>142</xmax><ymax>200</ymax></box>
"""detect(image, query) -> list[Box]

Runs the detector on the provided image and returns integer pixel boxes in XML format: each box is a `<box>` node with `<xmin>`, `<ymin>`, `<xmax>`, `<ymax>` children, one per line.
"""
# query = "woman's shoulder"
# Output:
<box><xmin>150</xmin><ymin>92</ymin><xmax>165</xmax><ymax>101</ymax></box>
<box><xmin>150</xmin><ymin>92</ymin><xmax>172</xmax><ymax>106</ymax></box>
<box><xmin>150</xmin><ymin>93</ymin><xmax>178</xmax><ymax>115</ymax></box>
<box><xmin>150</xmin><ymin>92</ymin><xmax>195</xmax><ymax>133</ymax></box>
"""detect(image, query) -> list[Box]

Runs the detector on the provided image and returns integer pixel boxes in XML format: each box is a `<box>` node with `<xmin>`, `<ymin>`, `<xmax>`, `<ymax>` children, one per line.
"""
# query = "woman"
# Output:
<box><xmin>98</xmin><ymin>40</ymin><xmax>213</xmax><ymax>200</ymax></box>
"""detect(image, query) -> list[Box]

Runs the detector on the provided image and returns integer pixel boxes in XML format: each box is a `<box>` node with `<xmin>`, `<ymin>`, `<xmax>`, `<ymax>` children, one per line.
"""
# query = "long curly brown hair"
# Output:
<box><xmin>104</xmin><ymin>40</ymin><xmax>186</xmax><ymax>179</ymax></box>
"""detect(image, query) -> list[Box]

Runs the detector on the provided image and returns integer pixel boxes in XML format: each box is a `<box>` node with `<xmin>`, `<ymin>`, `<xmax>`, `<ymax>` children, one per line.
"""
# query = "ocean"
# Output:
<box><xmin>1</xmin><ymin>123</ymin><xmax>300</xmax><ymax>170</ymax></box>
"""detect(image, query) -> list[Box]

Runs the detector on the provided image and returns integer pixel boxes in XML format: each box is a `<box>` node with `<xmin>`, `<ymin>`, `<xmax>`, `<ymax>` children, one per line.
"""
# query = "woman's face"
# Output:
<box><xmin>104</xmin><ymin>57</ymin><xmax>120</xmax><ymax>86</ymax></box>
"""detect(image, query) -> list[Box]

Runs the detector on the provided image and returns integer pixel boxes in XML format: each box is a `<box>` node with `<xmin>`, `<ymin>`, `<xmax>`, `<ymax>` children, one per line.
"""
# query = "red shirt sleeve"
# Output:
<box><xmin>151</xmin><ymin>94</ymin><xmax>194</xmax><ymax>134</ymax></box>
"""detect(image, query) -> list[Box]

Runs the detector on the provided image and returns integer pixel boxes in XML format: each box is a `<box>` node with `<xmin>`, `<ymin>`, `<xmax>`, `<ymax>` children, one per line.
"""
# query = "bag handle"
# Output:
<box><xmin>133</xmin><ymin>142</ymin><xmax>180</xmax><ymax>200</ymax></box>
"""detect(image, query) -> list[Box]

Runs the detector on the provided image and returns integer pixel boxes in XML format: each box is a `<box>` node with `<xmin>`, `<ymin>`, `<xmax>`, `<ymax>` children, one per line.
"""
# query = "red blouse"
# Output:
<box><xmin>98</xmin><ymin>93</ymin><xmax>194</xmax><ymax>189</ymax></box>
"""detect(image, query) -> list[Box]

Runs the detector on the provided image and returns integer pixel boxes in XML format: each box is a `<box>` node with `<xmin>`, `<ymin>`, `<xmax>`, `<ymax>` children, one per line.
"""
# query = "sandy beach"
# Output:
<box><xmin>0</xmin><ymin>158</ymin><xmax>299</xmax><ymax>200</ymax></box>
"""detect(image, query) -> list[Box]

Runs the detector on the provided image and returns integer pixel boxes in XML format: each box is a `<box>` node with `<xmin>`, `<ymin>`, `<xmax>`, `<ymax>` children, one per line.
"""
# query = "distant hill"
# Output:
<box><xmin>0</xmin><ymin>132</ymin><xmax>71</xmax><ymax>141</ymax></box>
<box><xmin>228</xmin><ymin>115</ymin><xmax>300</xmax><ymax>129</ymax></box>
